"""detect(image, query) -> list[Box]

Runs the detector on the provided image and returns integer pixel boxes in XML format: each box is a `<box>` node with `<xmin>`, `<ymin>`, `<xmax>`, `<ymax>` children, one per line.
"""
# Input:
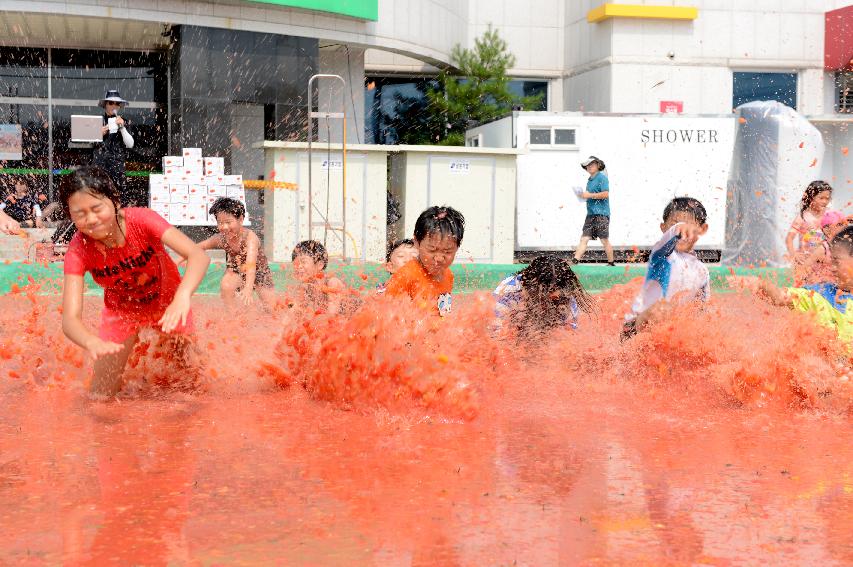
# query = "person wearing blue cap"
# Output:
<box><xmin>92</xmin><ymin>90</ymin><xmax>135</xmax><ymax>205</ymax></box>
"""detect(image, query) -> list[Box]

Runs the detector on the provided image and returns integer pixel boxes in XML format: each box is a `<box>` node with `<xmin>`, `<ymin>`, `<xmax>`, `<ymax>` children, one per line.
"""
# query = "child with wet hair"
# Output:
<box><xmin>794</xmin><ymin>210</ymin><xmax>850</xmax><ymax>286</ymax></box>
<box><xmin>196</xmin><ymin>197</ymin><xmax>276</xmax><ymax>309</ymax></box>
<box><xmin>622</xmin><ymin>197</ymin><xmax>710</xmax><ymax>339</ymax></box>
<box><xmin>290</xmin><ymin>239</ymin><xmax>346</xmax><ymax>313</ymax></box>
<box><xmin>494</xmin><ymin>254</ymin><xmax>594</xmax><ymax>337</ymax></box>
<box><xmin>385</xmin><ymin>206</ymin><xmax>465</xmax><ymax>316</ymax></box>
<box><xmin>59</xmin><ymin>166</ymin><xmax>210</xmax><ymax>397</ymax></box>
<box><xmin>786</xmin><ymin>180</ymin><xmax>833</xmax><ymax>259</ymax></box>
<box><xmin>736</xmin><ymin>226</ymin><xmax>853</xmax><ymax>345</ymax></box>
<box><xmin>377</xmin><ymin>238</ymin><xmax>418</xmax><ymax>293</ymax></box>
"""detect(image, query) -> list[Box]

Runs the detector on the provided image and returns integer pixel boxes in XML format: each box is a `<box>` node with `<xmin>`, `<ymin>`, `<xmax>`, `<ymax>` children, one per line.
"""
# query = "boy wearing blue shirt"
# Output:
<box><xmin>572</xmin><ymin>156</ymin><xmax>615</xmax><ymax>266</ymax></box>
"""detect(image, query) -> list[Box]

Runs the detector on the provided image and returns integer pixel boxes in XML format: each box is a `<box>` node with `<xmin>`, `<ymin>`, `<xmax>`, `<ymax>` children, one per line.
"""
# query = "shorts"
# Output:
<box><xmin>582</xmin><ymin>214</ymin><xmax>610</xmax><ymax>240</ymax></box>
<box><xmin>227</xmin><ymin>265</ymin><xmax>275</xmax><ymax>291</ymax></box>
<box><xmin>99</xmin><ymin>307</ymin><xmax>195</xmax><ymax>343</ymax></box>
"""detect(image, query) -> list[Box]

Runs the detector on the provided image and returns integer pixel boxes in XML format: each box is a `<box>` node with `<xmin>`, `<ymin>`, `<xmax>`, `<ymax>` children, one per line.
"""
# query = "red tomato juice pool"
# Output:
<box><xmin>0</xmin><ymin>278</ymin><xmax>850</xmax><ymax>565</ymax></box>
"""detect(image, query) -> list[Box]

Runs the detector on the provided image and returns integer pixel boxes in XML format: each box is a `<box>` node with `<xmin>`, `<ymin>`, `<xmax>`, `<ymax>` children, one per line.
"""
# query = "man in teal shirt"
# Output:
<box><xmin>572</xmin><ymin>156</ymin><xmax>615</xmax><ymax>266</ymax></box>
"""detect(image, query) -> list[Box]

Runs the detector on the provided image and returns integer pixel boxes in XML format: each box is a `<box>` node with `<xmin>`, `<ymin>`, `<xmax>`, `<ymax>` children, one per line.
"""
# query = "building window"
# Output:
<box><xmin>529</xmin><ymin>126</ymin><xmax>577</xmax><ymax>147</ymax></box>
<box><xmin>364</xmin><ymin>76</ymin><xmax>550</xmax><ymax>144</ymax></box>
<box><xmin>837</xmin><ymin>71</ymin><xmax>853</xmax><ymax>113</ymax></box>
<box><xmin>507</xmin><ymin>80</ymin><xmax>548</xmax><ymax>111</ymax></box>
<box><xmin>529</xmin><ymin>128</ymin><xmax>552</xmax><ymax>145</ymax></box>
<box><xmin>554</xmin><ymin>128</ymin><xmax>576</xmax><ymax>145</ymax></box>
<box><xmin>733</xmin><ymin>71</ymin><xmax>798</xmax><ymax>110</ymax></box>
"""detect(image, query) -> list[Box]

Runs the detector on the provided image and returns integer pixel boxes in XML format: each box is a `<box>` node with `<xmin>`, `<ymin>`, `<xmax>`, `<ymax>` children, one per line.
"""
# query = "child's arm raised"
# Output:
<box><xmin>61</xmin><ymin>274</ymin><xmax>124</xmax><ymax>359</ymax></box>
<box><xmin>238</xmin><ymin>231</ymin><xmax>262</xmax><ymax>305</ymax></box>
<box><xmin>159</xmin><ymin>227</ymin><xmax>210</xmax><ymax>333</ymax></box>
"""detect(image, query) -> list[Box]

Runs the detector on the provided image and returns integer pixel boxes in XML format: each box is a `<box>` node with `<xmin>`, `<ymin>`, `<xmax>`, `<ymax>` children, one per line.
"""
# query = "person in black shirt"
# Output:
<box><xmin>0</xmin><ymin>178</ymin><xmax>59</xmax><ymax>228</ymax></box>
<box><xmin>92</xmin><ymin>90</ymin><xmax>135</xmax><ymax>205</ymax></box>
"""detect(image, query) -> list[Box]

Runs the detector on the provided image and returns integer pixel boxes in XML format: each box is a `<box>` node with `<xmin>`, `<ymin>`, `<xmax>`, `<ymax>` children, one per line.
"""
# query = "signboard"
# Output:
<box><xmin>660</xmin><ymin>100</ymin><xmax>684</xmax><ymax>114</ymax></box>
<box><xmin>247</xmin><ymin>0</ymin><xmax>378</xmax><ymax>20</ymax></box>
<box><xmin>0</xmin><ymin>125</ymin><xmax>22</xmax><ymax>161</ymax></box>
<box><xmin>321</xmin><ymin>158</ymin><xmax>343</xmax><ymax>170</ymax></box>
<box><xmin>448</xmin><ymin>159</ymin><xmax>471</xmax><ymax>174</ymax></box>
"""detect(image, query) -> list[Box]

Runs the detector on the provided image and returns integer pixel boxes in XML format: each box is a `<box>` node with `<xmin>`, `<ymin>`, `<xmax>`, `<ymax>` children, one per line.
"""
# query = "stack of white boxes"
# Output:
<box><xmin>149</xmin><ymin>148</ymin><xmax>247</xmax><ymax>225</ymax></box>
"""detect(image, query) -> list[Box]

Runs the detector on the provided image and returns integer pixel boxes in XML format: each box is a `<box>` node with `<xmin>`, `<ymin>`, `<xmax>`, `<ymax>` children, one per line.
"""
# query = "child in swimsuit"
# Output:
<box><xmin>197</xmin><ymin>197</ymin><xmax>276</xmax><ymax>309</ymax></box>
<box><xmin>291</xmin><ymin>240</ymin><xmax>347</xmax><ymax>314</ymax></box>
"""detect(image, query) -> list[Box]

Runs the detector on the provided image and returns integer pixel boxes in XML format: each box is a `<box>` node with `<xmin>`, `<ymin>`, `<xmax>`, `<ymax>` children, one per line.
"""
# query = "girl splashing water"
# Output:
<box><xmin>786</xmin><ymin>180</ymin><xmax>833</xmax><ymax>260</ymax></box>
<box><xmin>494</xmin><ymin>254</ymin><xmax>595</xmax><ymax>339</ymax></box>
<box><xmin>60</xmin><ymin>166</ymin><xmax>210</xmax><ymax>397</ymax></box>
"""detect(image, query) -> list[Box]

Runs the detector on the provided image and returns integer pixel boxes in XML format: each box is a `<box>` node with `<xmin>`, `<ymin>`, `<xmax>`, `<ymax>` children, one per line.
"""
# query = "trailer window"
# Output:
<box><xmin>554</xmin><ymin>129</ymin><xmax>576</xmax><ymax>145</ymax></box>
<box><xmin>529</xmin><ymin>128</ymin><xmax>551</xmax><ymax>145</ymax></box>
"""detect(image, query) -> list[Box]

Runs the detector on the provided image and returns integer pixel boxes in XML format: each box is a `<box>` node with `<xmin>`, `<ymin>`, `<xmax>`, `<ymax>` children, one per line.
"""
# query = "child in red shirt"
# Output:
<box><xmin>385</xmin><ymin>206</ymin><xmax>465</xmax><ymax>316</ymax></box>
<box><xmin>60</xmin><ymin>166</ymin><xmax>210</xmax><ymax>397</ymax></box>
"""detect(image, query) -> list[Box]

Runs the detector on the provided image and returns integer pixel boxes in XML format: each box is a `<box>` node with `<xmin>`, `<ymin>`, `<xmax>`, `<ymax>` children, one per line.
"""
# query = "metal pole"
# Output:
<box><xmin>47</xmin><ymin>48</ymin><xmax>53</xmax><ymax>200</ymax></box>
<box><xmin>307</xmin><ymin>78</ymin><xmax>313</xmax><ymax>242</ymax></box>
<box><xmin>342</xmin><ymin>115</ymin><xmax>346</xmax><ymax>261</ymax></box>
<box><xmin>306</xmin><ymin>73</ymin><xmax>347</xmax><ymax>260</ymax></box>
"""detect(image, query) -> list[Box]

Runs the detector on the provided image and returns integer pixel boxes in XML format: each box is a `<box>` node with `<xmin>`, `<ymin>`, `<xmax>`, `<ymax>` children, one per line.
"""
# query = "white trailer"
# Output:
<box><xmin>466</xmin><ymin>111</ymin><xmax>736</xmax><ymax>255</ymax></box>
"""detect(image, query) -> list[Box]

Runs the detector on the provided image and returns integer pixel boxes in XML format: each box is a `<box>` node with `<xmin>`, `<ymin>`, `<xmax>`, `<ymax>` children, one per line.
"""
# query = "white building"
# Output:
<box><xmin>1</xmin><ymin>0</ymin><xmax>850</xmax><ymax>211</ymax></box>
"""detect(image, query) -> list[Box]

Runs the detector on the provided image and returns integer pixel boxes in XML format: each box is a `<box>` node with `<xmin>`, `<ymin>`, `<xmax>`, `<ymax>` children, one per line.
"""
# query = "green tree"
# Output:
<box><xmin>384</xmin><ymin>27</ymin><xmax>543</xmax><ymax>146</ymax></box>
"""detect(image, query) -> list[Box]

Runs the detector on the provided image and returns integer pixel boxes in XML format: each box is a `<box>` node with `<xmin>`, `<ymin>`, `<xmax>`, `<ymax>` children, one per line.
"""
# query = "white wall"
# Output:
<box><xmin>563</xmin><ymin>66</ymin><xmax>612</xmax><ymax>112</ymax></box>
<box><xmin>610</xmin><ymin>64</ymin><xmax>733</xmax><ymax>114</ymax></box>
<box><xmin>390</xmin><ymin>147</ymin><xmax>519</xmax><ymax>264</ymax></box>
<box><xmin>261</xmin><ymin>143</ymin><xmax>389</xmax><ymax>263</ymax></box>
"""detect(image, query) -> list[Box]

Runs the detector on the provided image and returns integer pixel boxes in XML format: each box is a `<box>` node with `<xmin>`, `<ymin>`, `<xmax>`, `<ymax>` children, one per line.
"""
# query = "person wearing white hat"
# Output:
<box><xmin>573</xmin><ymin>156</ymin><xmax>615</xmax><ymax>266</ymax></box>
<box><xmin>92</xmin><ymin>89</ymin><xmax>135</xmax><ymax>204</ymax></box>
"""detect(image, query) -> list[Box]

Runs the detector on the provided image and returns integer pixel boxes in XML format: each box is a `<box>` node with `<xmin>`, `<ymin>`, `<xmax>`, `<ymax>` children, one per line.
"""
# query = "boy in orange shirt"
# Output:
<box><xmin>385</xmin><ymin>205</ymin><xmax>465</xmax><ymax>316</ymax></box>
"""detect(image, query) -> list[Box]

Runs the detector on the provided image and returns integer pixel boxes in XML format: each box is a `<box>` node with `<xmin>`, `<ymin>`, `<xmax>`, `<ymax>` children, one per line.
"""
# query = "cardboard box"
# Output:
<box><xmin>149</xmin><ymin>174</ymin><xmax>165</xmax><ymax>185</ymax></box>
<box><xmin>226</xmin><ymin>185</ymin><xmax>244</xmax><ymax>199</ymax></box>
<box><xmin>162</xmin><ymin>156</ymin><xmax>183</xmax><ymax>168</ymax></box>
<box><xmin>186</xmin><ymin>203</ymin><xmax>208</xmax><ymax>224</ymax></box>
<box><xmin>169</xmin><ymin>203</ymin><xmax>188</xmax><ymax>223</ymax></box>
<box><xmin>184</xmin><ymin>156</ymin><xmax>203</xmax><ymax>169</ymax></box>
<box><xmin>170</xmin><ymin>192</ymin><xmax>190</xmax><ymax>204</ymax></box>
<box><xmin>164</xmin><ymin>166</ymin><xmax>181</xmax><ymax>177</ymax></box>
<box><xmin>205</xmin><ymin>174</ymin><xmax>227</xmax><ymax>185</ymax></box>
<box><xmin>182</xmin><ymin>167</ymin><xmax>204</xmax><ymax>178</ymax></box>
<box><xmin>169</xmin><ymin>183</ymin><xmax>189</xmax><ymax>196</ymax></box>
<box><xmin>207</xmin><ymin>185</ymin><xmax>226</xmax><ymax>198</ymax></box>
<box><xmin>149</xmin><ymin>184</ymin><xmax>170</xmax><ymax>204</ymax></box>
<box><xmin>151</xmin><ymin>203</ymin><xmax>169</xmax><ymax>218</ymax></box>
<box><xmin>182</xmin><ymin>147</ymin><xmax>202</xmax><ymax>158</ymax></box>
<box><xmin>188</xmin><ymin>187</ymin><xmax>207</xmax><ymax>205</ymax></box>
<box><xmin>204</xmin><ymin>157</ymin><xmax>225</xmax><ymax>176</ymax></box>
<box><xmin>222</xmin><ymin>174</ymin><xmax>243</xmax><ymax>185</ymax></box>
